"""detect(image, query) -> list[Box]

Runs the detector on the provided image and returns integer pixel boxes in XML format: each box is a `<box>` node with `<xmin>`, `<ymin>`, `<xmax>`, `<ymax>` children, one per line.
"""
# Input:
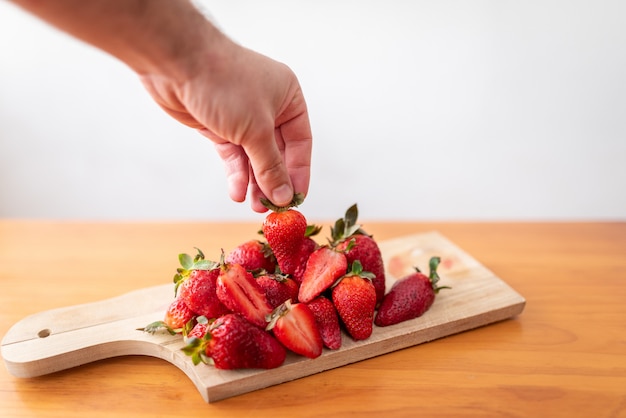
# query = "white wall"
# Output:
<box><xmin>1</xmin><ymin>0</ymin><xmax>625</xmax><ymax>221</ymax></box>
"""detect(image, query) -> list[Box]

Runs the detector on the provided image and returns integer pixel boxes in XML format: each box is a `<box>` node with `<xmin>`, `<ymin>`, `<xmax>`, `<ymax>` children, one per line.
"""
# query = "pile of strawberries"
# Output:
<box><xmin>141</xmin><ymin>197</ymin><xmax>448</xmax><ymax>370</ymax></box>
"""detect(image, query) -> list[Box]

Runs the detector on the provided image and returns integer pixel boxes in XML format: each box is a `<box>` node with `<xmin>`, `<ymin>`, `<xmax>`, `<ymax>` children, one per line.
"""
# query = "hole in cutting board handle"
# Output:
<box><xmin>38</xmin><ymin>329</ymin><xmax>51</xmax><ymax>338</ymax></box>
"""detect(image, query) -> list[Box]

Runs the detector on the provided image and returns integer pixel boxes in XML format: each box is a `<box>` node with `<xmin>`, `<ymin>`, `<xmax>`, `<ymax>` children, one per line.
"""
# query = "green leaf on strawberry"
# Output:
<box><xmin>173</xmin><ymin>248</ymin><xmax>218</xmax><ymax>293</ymax></box>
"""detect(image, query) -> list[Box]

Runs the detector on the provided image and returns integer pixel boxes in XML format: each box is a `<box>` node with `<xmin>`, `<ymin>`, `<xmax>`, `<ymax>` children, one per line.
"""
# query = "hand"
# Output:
<box><xmin>9</xmin><ymin>0</ymin><xmax>312</xmax><ymax>213</ymax></box>
<box><xmin>140</xmin><ymin>35</ymin><xmax>312</xmax><ymax>212</ymax></box>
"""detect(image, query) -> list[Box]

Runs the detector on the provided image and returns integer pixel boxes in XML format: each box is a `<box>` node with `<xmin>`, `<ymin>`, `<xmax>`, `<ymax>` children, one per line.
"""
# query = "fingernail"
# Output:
<box><xmin>272</xmin><ymin>184</ymin><xmax>293</xmax><ymax>206</ymax></box>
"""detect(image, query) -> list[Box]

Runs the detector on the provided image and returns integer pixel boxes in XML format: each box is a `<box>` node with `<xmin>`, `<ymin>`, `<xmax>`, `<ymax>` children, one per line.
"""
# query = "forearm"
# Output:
<box><xmin>9</xmin><ymin>0</ymin><xmax>226</xmax><ymax>79</ymax></box>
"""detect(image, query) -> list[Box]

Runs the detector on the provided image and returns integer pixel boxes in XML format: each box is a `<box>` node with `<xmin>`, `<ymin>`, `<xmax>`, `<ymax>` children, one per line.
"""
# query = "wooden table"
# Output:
<box><xmin>1</xmin><ymin>220</ymin><xmax>624</xmax><ymax>417</ymax></box>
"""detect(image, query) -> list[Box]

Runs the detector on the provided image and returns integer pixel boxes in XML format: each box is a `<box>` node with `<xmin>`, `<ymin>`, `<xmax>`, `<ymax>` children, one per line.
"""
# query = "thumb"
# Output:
<box><xmin>243</xmin><ymin>133</ymin><xmax>294</xmax><ymax>207</ymax></box>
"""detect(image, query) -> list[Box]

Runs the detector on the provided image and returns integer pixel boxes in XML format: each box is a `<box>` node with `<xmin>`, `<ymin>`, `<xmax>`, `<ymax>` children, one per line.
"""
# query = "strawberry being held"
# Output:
<box><xmin>375</xmin><ymin>256</ymin><xmax>449</xmax><ymax>327</ymax></box>
<box><xmin>261</xmin><ymin>193</ymin><xmax>318</xmax><ymax>281</ymax></box>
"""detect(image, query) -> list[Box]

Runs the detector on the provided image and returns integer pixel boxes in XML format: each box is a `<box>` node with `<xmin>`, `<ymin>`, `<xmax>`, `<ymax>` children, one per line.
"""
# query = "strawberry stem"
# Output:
<box><xmin>260</xmin><ymin>193</ymin><xmax>305</xmax><ymax>212</ymax></box>
<box><xmin>428</xmin><ymin>256</ymin><xmax>451</xmax><ymax>293</ymax></box>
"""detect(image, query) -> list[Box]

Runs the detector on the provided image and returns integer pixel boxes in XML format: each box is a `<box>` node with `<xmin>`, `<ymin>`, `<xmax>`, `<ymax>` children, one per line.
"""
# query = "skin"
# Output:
<box><xmin>9</xmin><ymin>0</ymin><xmax>312</xmax><ymax>212</ymax></box>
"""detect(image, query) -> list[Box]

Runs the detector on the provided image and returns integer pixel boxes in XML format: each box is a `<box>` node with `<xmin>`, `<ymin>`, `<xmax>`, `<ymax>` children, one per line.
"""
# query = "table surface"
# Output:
<box><xmin>1</xmin><ymin>220</ymin><xmax>624</xmax><ymax>417</ymax></box>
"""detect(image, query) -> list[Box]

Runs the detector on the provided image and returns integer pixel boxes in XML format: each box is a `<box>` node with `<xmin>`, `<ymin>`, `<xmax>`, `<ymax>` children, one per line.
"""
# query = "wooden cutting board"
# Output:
<box><xmin>1</xmin><ymin>231</ymin><xmax>525</xmax><ymax>402</ymax></box>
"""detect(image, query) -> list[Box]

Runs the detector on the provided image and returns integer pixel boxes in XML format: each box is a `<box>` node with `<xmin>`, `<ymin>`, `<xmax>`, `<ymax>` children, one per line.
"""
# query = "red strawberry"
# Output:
<box><xmin>266</xmin><ymin>300</ymin><xmax>323</xmax><ymax>358</ymax></box>
<box><xmin>163</xmin><ymin>298</ymin><xmax>195</xmax><ymax>332</ymax></box>
<box><xmin>298</xmin><ymin>246</ymin><xmax>348</xmax><ymax>303</ymax></box>
<box><xmin>261</xmin><ymin>193</ymin><xmax>322</xmax><ymax>283</ymax></box>
<box><xmin>183</xmin><ymin>314</ymin><xmax>287</xmax><ymax>369</ymax></box>
<box><xmin>256</xmin><ymin>272</ymin><xmax>300</xmax><ymax>309</ymax></box>
<box><xmin>187</xmin><ymin>321</ymin><xmax>208</xmax><ymax>340</ymax></box>
<box><xmin>291</xmin><ymin>235</ymin><xmax>319</xmax><ymax>283</ymax></box>
<box><xmin>375</xmin><ymin>256</ymin><xmax>449</xmax><ymax>327</ymax></box>
<box><xmin>178</xmin><ymin>268</ymin><xmax>230</xmax><ymax>319</ymax></box>
<box><xmin>332</xmin><ymin>261</ymin><xmax>377</xmax><ymax>340</ymax></box>
<box><xmin>306</xmin><ymin>296</ymin><xmax>342</xmax><ymax>350</ymax></box>
<box><xmin>226</xmin><ymin>239</ymin><xmax>277</xmax><ymax>273</ymax></box>
<box><xmin>216</xmin><ymin>262</ymin><xmax>273</xmax><ymax>328</ymax></box>
<box><xmin>332</xmin><ymin>204</ymin><xmax>386</xmax><ymax>304</ymax></box>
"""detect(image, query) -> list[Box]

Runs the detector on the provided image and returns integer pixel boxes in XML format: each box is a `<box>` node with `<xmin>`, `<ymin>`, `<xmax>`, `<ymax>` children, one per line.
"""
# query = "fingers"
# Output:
<box><xmin>242</xmin><ymin>127</ymin><xmax>295</xmax><ymax>208</ymax></box>
<box><xmin>278</xmin><ymin>107</ymin><xmax>312</xmax><ymax>199</ymax></box>
<box><xmin>200</xmin><ymin>129</ymin><xmax>250</xmax><ymax>203</ymax></box>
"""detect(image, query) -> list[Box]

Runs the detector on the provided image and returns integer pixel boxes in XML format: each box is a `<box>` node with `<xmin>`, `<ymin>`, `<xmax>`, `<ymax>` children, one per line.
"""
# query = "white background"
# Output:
<box><xmin>1</xmin><ymin>0</ymin><xmax>625</xmax><ymax>221</ymax></box>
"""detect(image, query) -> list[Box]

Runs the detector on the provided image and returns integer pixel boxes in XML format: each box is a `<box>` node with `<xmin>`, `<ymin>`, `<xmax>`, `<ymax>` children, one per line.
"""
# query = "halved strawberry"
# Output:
<box><xmin>298</xmin><ymin>246</ymin><xmax>348</xmax><ymax>303</ymax></box>
<box><xmin>266</xmin><ymin>300</ymin><xmax>323</xmax><ymax>358</ymax></box>
<box><xmin>216</xmin><ymin>262</ymin><xmax>273</xmax><ymax>328</ymax></box>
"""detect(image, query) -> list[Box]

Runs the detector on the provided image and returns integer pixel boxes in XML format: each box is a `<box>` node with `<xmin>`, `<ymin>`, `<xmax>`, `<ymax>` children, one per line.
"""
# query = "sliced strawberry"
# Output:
<box><xmin>216</xmin><ymin>262</ymin><xmax>273</xmax><ymax>328</ymax></box>
<box><xmin>307</xmin><ymin>296</ymin><xmax>342</xmax><ymax>350</ymax></box>
<box><xmin>267</xmin><ymin>300</ymin><xmax>323</xmax><ymax>358</ymax></box>
<box><xmin>298</xmin><ymin>246</ymin><xmax>348</xmax><ymax>303</ymax></box>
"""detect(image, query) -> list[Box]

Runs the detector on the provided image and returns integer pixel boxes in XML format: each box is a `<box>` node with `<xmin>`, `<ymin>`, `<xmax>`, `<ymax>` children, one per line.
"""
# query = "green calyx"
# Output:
<box><xmin>173</xmin><ymin>247</ymin><xmax>217</xmax><ymax>293</ymax></box>
<box><xmin>260</xmin><ymin>192</ymin><xmax>305</xmax><ymax>212</ymax></box>
<box><xmin>265</xmin><ymin>299</ymin><xmax>292</xmax><ymax>331</ymax></box>
<box><xmin>331</xmin><ymin>260</ymin><xmax>375</xmax><ymax>288</ymax></box>
<box><xmin>181</xmin><ymin>316</ymin><xmax>214</xmax><ymax>366</ymax></box>
<box><xmin>330</xmin><ymin>203</ymin><xmax>370</xmax><ymax>244</ymax></box>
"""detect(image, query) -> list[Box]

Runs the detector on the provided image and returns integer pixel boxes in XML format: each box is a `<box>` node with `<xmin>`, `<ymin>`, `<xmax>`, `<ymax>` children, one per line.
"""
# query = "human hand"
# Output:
<box><xmin>140</xmin><ymin>33</ymin><xmax>312</xmax><ymax>213</ymax></box>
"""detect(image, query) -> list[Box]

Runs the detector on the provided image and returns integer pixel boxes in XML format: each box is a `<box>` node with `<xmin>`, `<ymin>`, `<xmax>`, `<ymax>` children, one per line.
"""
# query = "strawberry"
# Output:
<box><xmin>216</xmin><ymin>262</ymin><xmax>273</xmax><ymax>328</ymax></box>
<box><xmin>332</xmin><ymin>261</ymin><xmax>377</xmax><ymax>341</ymax></box>
<box><xmin>291</xmin><ymin>235</ymin><xmax>319</xmax><ymax>283</ymax></box>
<box><xmin>183</xmin><ymin>314</ymin><xmax>287</xmax><ymax>369</ymax></box>
<box><xmin>261</xmin><ymin>193</ymin><xmax>317</xmax><ymax>281</ymax></box>
<box><xmin>178</xmin><ymin>268</ymin><xmax>230</xmax><ymax>319</ymax></box>
<box><xmin>298</xmin><ymin>246</ymin><xmax>348</xmax><ymax>303</ymax></box>
<box><xmin>256</xmin><ymin>272</ymin><xmax>300</xmax><ymax>309</ymax></box>
<box><xmin>163</xmin><ymin>298</ymin><xmax>195</xmax><ymax>332</ymax></box>
<box><xmin>172</xmin><ymin>248</ymin><xmax>217</xmax><ymax>293</ymax></box>
<box><xmin>226</xmin><ymin>239</ymin><xmax>277</xmax><ymax>273</ymax></box>
<box><xmin>375</xmin><ymin>256</ymin><xmax>449</xmax><ymax>327</ymax></box>
<box><xmin>332</xmin><ymin>204</ymin><xmax>386</xmax><ymax>304</ymax></box>
<box><xmin>306</xmin><ymin>296</ymin><xmax>342</xmax><ymax>350</ymax></box>
<box><xmin>187</xmin><ymin>321</ymin><xmax>209</xmax><ymax>340</ymax></box>
<box><xmin>266</xmin><ymin>300</ymin><xmax>323</xmax><ymax>358</ymax></box>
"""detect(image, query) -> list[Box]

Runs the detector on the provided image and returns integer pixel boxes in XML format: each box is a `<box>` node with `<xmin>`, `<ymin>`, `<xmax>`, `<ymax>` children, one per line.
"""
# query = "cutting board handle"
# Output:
<box><xmin>1</xmin><ymin>284</ymin><xmax>187</xmax><ymax>378</ymax></box>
